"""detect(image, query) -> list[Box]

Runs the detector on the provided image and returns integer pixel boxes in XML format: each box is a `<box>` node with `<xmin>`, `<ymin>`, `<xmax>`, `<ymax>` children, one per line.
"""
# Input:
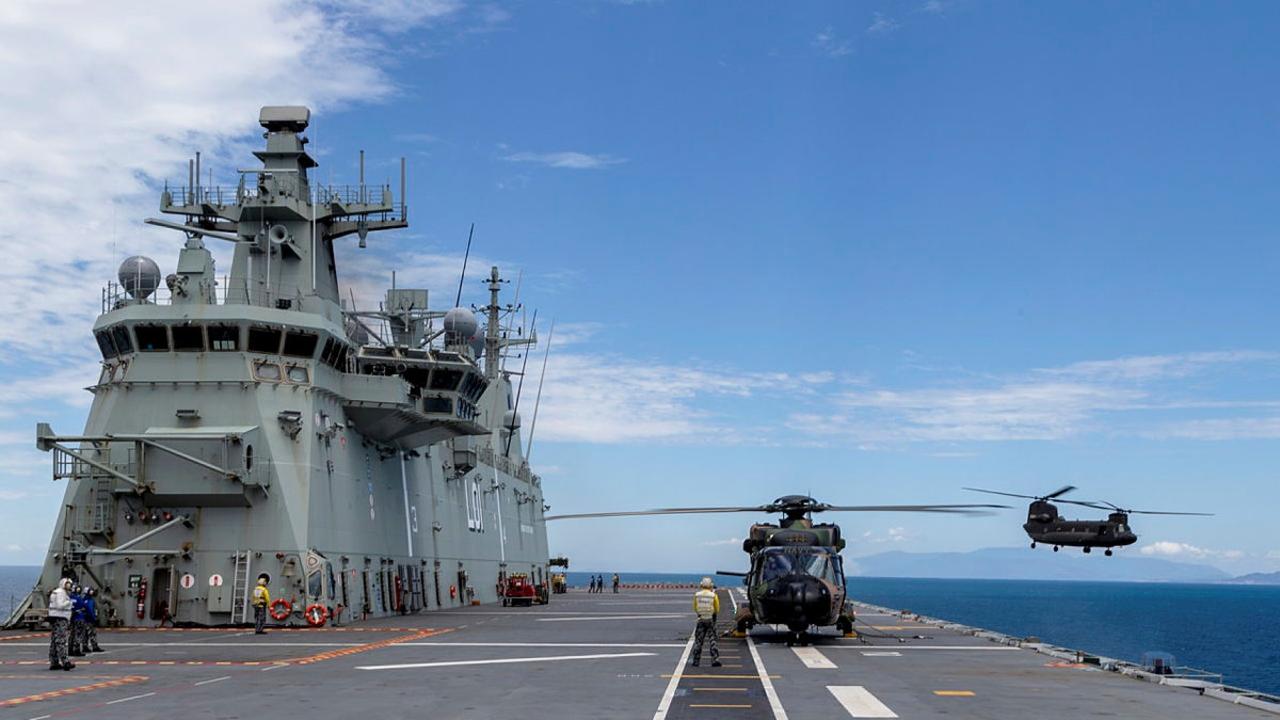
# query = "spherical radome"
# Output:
<box><xmin>118</xmin><ymin>256</ymin><xmax>161</xmax><ymax>300</ymax></box>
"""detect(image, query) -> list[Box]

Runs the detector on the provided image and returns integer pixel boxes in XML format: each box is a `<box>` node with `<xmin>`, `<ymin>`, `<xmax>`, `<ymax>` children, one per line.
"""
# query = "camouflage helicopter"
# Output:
<box><xmin>546</xmin><ymin>495</ymin><xmax>1004</xmax><ymax>641</ymax></box>
<box><xmin>964</xmin><ymin>486</ymin><xmax>1212</xmax><ymax>556</ymax></box>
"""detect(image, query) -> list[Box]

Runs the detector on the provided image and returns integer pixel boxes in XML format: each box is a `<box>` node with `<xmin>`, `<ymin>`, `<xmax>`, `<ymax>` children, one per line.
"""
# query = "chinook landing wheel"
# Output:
<box><xmin>1105</xmin><ymin>549</ymin><xmax>1113</xmax><ymax>557</ymax></box>
<box><xmin>1030</xmin><ymin>541</ymin><xmax>1037</xmax><ymax>549</ymax></box>
<box><xmin>1053</xmin><ymin>546</ymin><xmax>1059</xmax><ymax>552</ymax></box>
<box><xmin>1083</xmin><ymin>547</ymin><xmax>1091</xmax><ymax>554</ymax></box>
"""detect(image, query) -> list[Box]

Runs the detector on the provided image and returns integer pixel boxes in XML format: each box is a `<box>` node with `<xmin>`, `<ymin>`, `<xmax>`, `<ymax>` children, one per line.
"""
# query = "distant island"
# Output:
<box><xmin>848</xmin><ymin>547</ymin><xmax>1280</xmax><ymax>584</ymax></box>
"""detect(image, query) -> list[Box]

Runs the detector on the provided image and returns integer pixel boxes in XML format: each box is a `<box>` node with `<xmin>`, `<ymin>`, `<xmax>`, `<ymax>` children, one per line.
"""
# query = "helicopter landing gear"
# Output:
<box><xmin>733</xmin><ymin>609</ymin><xmax>755</xmax><ymax>638</ymax></box>
<box><xmin>1105</xmin><ymin>549</ymin><xmax>1113</xmax><ymax>557</ymax></box>
<box><xmin>1083</xmin><ymin>547</ymin><xmax>1091</xmax><ymax>554</ymax></box>
<box><xmin>1030</xmin><ymin>541</ymin><xmax>1037</xmax><ymax>549</ymax></box>
<box><xmin>1053</xmin><ymin>546</ymin><xmax>1059</xmax><ymax>552</ymax></box>
<box><xmin>837</xmin><ymin>614</ymin><xmax>856</xmax><ymax>638</ymax></box>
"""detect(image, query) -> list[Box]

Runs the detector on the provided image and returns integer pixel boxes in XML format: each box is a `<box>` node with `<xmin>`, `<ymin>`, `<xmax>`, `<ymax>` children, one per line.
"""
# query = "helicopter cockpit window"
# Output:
<box><xmin>760</xmin><ymin>549</ymin><xmax>794</xmax><ymax>581</ymax></box>
<box><xmin>799</xmin><ymin>552</ymin><xmax>841</xmax><ymax>584</ymax></box>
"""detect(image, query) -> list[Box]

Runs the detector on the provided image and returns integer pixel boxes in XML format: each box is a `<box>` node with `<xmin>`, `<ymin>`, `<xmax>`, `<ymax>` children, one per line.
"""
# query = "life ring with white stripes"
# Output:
<box><xmin>269</xmin><ymin>598</ymin><xmax>292</xmax><ymax>621</ymax></box>
<box><xmin>304</xmin><ymin>603</ymin><xmax>329</xmax><ymax>627</ymax></box>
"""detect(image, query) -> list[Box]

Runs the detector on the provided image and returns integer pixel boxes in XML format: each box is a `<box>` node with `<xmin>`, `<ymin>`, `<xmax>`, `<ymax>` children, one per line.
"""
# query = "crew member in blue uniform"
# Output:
<box><xmin>68</xmin><ymin>585</ymin><xmax>87</xmax><ymax>657</ymax></box>
<box><xmin>84</xmin><ymin>587</ymin><xmax>103</xmax><ymax>652</ymax></box>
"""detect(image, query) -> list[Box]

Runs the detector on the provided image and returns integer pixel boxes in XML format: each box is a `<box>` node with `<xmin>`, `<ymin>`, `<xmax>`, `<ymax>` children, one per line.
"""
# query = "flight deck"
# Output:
<box><xmin>0</xmin><ymin>587</ymin><xmax>1274</xmax><ymax>719</ymax></box>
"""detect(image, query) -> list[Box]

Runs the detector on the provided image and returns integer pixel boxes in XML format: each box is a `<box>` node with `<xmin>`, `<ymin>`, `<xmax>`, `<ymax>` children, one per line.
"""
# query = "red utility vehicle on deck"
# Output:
<box><xmin>501</xmin><ymin>574</ymin><xmax>538</xmax><ymax>607</ymax></box>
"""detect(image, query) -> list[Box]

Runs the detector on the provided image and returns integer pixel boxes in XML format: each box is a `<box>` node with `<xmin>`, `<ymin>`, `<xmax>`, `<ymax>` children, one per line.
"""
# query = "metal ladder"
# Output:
<box><xmin>230</xmin><ymin>551</ymin><xmax>252</xmax><ymax>624</ymax></box>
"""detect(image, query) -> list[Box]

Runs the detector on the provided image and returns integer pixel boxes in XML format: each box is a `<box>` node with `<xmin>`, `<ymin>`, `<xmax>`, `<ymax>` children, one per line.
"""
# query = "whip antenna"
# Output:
<box><xmin>525</xmin><ymin>319</ymin><xmax>554</xmax><ymax>463</ymax></box>
<box><xmin>504</xmin><ymin>309</ymin><xmax>537</xmax><ymax>457</ymax></box>
<box><xmin>455</xmin><ymin>223</ymin><xmax>474</xmax><ymax>307</ymax></box>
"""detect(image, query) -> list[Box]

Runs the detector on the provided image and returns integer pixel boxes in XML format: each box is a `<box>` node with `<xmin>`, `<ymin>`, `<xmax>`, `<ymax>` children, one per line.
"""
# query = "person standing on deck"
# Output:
<box><xmin>612</xmin><ymin>573</ymin><xmax>620</xmax><ymax>593</ymax></box>
<box><xmin>68</xmin><ymin>585</ymin><xmax>86</xmax><ymax>657</ymax></box>
<box><xmin>689</xmin><ymin>577</ymin><xmax>721</xmax><ymax>668</ymax></box>
<box><xmin>252</xmin><ymin>576</ymin><xmax>271</xmax><ymax>635</ymax></box>
<box><xmin>47</xmin><ymin>578</ymin><xmax>74</xmax><ymax>671</ymax></box>
<box><xmin>84</xmin><ymin>588</ymin><xmax>103</xmax><ymax>652</ymax></box>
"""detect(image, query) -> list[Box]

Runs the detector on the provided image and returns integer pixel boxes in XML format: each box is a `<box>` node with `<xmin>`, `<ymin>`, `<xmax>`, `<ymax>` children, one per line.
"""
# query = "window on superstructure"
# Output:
<box><xmin>135</xmin><ymin>324</ymin><xmax>169</xmax><ymax>352</ymax></box>
<box><xmin>172</xmin><ymin>325</ymin><xmax>205</xmax><ymax>352</ymax></box>
<box><xmin>253</xmin><ymin>362</ymin><xmax>282</xmax><ymax>382</ymax></box>
<box><xmin>283</xmin><ymin>331</ymin><xmax>318</xmax><ymax>358</ymax></box>
<box><xmin>286</xmin><ymin>365</ymin><xmax>309</xmax><ymax>384</ymax></box>
<box><xmin>429</xmin><ymin>369</ymin><xmax>463</xmax><ymax>391</ymax></box>
<box><xmin>320</xmin><ymin>337</ymin><xmax>337</xmax><ymax>365</ymax></box>
<box><xmin>208</xmin><ymin>325</ymin><xmax>239</xmax><ymax>351</ymax></box>
<box><xmin>248</xmin><ymin>326</ymin><xmax>282</xmax><ymax>354</ymax></box>
<box><xmin>95</xmin><ymin>331</ymin><xmax>118</xmax><ymax>360</ymax></box>
<box><xmin>111</xmin><ymin>326</ymin><xmax>133</xmax><ymax>354</ymax></box>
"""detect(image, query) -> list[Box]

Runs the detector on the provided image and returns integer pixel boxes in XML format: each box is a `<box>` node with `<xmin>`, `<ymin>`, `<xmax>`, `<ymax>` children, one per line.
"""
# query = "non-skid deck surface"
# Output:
<box><xmin>0</xmin><ymin>588</ymin><xmax>1270</xmax><ymax>719</ymax></box>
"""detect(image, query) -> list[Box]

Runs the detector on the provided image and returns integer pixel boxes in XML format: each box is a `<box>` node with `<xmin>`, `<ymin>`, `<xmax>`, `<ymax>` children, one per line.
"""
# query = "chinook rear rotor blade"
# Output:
<box><xmin>1089</xmin><ymin>500</ymin><xmax>1213</xmax><ymax>516</ymax></box>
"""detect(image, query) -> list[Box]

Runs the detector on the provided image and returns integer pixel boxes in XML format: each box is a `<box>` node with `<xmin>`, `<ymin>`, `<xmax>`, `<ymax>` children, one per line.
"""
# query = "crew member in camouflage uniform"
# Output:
<box><xmin>47</xmin><ymin>578</ymin><xmax>75</xmax><ymax>671</ymax></box>
<box><xmin>68</xmin><ymin>585</ymin><xmax>86</xmax><ymax>657</ymax></box>
<box><xmin>689</xmin><ymin>577</ymin><xmax>722</xmax><ymax>668</ymax></box>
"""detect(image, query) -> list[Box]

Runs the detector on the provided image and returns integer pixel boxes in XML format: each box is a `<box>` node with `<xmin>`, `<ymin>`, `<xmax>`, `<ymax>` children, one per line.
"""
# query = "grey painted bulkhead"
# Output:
<box><xmin>15</xmin><ymin>106</ymin><xmax>549</xmax><ymax>628</ymax></box>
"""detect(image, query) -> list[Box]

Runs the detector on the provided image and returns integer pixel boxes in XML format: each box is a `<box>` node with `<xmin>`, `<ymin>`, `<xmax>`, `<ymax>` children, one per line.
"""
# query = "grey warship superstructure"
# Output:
<box><xmin>11</xmin><ymin>106</ymin><xmax>549</xmax><ymax>628</ymax></box>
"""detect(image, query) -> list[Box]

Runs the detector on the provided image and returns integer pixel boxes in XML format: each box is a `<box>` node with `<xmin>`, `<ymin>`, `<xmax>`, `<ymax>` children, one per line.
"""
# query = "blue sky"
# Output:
<box><xmin>1</xmin><ymin>1</ymin><xmax>1278</xmax><ymax>574</ymax></box>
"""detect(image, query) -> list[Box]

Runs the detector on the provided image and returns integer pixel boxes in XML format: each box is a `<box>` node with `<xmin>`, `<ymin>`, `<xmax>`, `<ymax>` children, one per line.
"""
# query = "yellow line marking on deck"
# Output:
<box><xmin>933</xmin><ymin>690</ymin><xmax>975</xmax><ymax>697</ymax></box>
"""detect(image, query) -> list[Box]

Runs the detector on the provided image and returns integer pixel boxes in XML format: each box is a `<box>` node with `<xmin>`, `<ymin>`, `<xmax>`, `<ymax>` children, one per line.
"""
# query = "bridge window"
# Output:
<box><xmin>111</xmin><ymin>326</ymin><xmax>133</xmax><ymax>354</ymax></box>
<box><xmin>283</xmin><ymin>331</ymin><xmax>318</xmax><ymax>358</ymax></box>
<box><xmin>248</xmin><ymin>326</ymin><xmax>282</xmax><ymax>354</ymax></box>
<box><xmin>429</xmin><ymin>368</ymin><xmax>463</xmax><ymax>391</ymax></box>
<box><xmin>208</xmin><ymin>325</ymin><xmax>239</xmax><ymax>351</ymax></box>
<box><xmin>172</xmin><ymin>325</ymin><xmax>205</xmax><ymax>352</ymax></box>
<box><xmin>95</xmin><ymin>330</ymin><xmax>118</xmax><ymax>360</ymax></box>
<box><xmin>423</xmin><ymin>396</ymin><xmax>452</xmax><ymax>414</ymax></box>
<box><xmin>135</xmin><ymin>324</ymin><xmax>169</xmax><ymax>352</ymax></box>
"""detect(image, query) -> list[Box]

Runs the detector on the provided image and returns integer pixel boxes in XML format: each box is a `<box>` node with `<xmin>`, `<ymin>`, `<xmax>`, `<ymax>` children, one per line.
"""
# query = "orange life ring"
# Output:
<box><xmin>449</xmin><ymin>584</ymin><xmax>457</xmax><ymax>599</ymax></box>
<box><xmin>269</xmin><ymin>598</ymin><xmax>292</xmax><ymax>621</ymax></box>
<box><xmin>304</xmin><ymin>603</ymin><xmax>329</xmax><ymax>627</ymax></box>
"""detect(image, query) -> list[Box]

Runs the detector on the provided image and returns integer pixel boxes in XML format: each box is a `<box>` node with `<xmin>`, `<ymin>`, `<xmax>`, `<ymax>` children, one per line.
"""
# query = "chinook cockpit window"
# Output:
<box><xmin>208</xmin><ymin>325</ymin><xmax>239</xmax><ymax>351</ymax></box>
<box><xmin>135</xmin><ymin>324</ymin><xmax>169</xmax><ymax>352</ymax></box>
<box><xmin>171</xmin><ymin>325</ymin><xmax>205</xmax><ymax>352</ymax></box>
<box><xmin>283</xmin><ymin>331</ymin><xmax>318</xmax><ymax>358</ymax></box>
<box><xmin>248</xmin><ymin>326</ymin><xmax>282</xmax><ymax>354</ymax></box>
<box><xmin>95</xmin><ymin>330</ymin><xmax>118</xmax><ymax>360</ymax></box>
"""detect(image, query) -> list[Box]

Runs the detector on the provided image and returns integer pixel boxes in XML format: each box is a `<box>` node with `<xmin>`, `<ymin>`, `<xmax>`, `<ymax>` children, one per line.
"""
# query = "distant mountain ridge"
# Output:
<box><xmin>847</xmin><ymin>547</ymin><xmax>1230</xmax><ymax>583</ymax></box>
<box><xmin>1226</xmin><ymin>571</ymin><xmax>1280</xmax><ymax>585</ymax></box>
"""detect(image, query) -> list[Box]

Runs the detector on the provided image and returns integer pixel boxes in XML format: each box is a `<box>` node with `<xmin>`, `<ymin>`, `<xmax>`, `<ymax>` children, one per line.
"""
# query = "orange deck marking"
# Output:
<box><xmin>933</xmin><ymin>690</ymin><xmax>976</xmax><ymax>697</ymax></box>
<box><xmin>0</xmin><ymin>674</ymin><xmax>148</xmax><ymax>708</ymax></box>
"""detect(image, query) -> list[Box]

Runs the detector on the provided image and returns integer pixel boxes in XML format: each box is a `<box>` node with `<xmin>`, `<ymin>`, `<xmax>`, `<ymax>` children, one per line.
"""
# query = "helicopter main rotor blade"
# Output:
<box><xmin>1117</xmin><ymin>509</ymin><xmax>1215</xmax><ymax>516</ymax></box>
<box><xmin>544</xmin><ymin>506</ymin><xmax>767</xmax><ymax>521</ymax></box>
<box><xmin>819</xmin><ymin>504</ymin><xmax>1010</xmax><ymax>515</ymax></box>
<box><xmin>1042</xmin><ymin>485</ymin><xmax>1077</xmax><ymax>500</ymax></box>
<box><xmin>962</xmin><ymin>487</ymin><xmax>1039</xmax><ymax>500</ymax></box>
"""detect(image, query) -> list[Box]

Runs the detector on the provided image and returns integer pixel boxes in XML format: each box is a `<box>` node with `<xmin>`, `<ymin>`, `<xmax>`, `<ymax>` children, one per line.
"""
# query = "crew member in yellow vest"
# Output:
<box><xmin>689</xmin><ymin>577</ymin><xmax>721</xmax><ymax>667</ymax></box>
<box><xmin>252</xmin><ymin>576</ymin><xmax>271</xmax><ymax>635</ymax></box>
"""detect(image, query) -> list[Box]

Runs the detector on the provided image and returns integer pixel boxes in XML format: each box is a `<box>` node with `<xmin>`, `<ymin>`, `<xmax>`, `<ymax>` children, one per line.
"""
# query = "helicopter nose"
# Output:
<box><xmin>761</xmin><ymin>575</ymin><xmax>829</xmax><ymax>626</ymax></box>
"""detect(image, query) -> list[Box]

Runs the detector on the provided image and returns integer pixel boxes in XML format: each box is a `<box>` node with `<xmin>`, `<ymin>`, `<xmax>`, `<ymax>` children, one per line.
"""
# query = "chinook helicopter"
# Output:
<box><xmin>547</xmin><ymin>495</ymin><xmax>1004</xmax><ymax>641</ymax></box>
<box><xmin>964</xmin><ymin>486</ymin><xmax>1212</xmax><ymax>556</ymax></box>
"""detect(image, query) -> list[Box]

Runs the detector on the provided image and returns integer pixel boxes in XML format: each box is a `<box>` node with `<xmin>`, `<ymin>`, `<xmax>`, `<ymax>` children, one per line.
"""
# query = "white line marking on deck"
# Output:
<box><xmin>28</xmin><ymin>715</ymin><xmax>51</xmax><ymax>720</ymax></box>
<box><xmin>401</xmin><ymin>642</ymin><xmax>684</xmax><ymax>648</ymax></box>
<box><xmin>260</xmin><ymin>664</ymin><xmax>287</xmax><ymax>672</ymax></box>
<box><xmin>792</xmin><ymin>646</ymin><xmax>837</xmax><ymax>669</ymax></box>
<box><xmin>727</xmin><ymin>588</ymin><xmax>738</xmax><ymax>615</ymax></box>
<box><xmin>860</xmin><ymin>651</ymin><xmax>901</xmax><ymax>657</ymax></box>
<box><xmin>0</xmin><ymin>642</ymin><xmax>365</xmax><ymax>647</ymax></box>
<box><xmin>827</xmin><ymin>686</ymin><xmax>897</xmax><ymax>718</ymax></box>
<box><xmin>748</xmin><ymin>635</ymin><xmax>789</xmax><ymax>719</ymax></box>
<box><xmin>652</xmin><ymin>631</ymin><xmax>695</xmax><ymax>720</ymax></box>
<box><xmin>357</xmin><ymin>652</ymin><xmax>656</xmax><ymax>671</ymax></box>
<box><xmin>537</xmin><ymin>614</ymin><xmax>684</xmax><ymax>622</ymax></box>
<box><xmin>193</xmin><ymin>675</ymin><xmax>232</xmax><ymax>686</ymax></box>
<box><xmin>105</xmin><ymin>692</ymin><xmax>156</xmax><ymax>705</ymax></box>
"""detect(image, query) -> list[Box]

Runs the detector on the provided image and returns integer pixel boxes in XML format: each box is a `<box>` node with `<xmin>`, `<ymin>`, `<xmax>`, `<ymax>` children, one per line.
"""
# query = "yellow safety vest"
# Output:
<box><xmin>694</xmin><ymin>589</ymin><xmax>719</xmax><ymax>620</ymax></box>
<box><xmin>253</xmin><ymin>584</ymin><xmax>270</xmax><ymax>607</ymax></box>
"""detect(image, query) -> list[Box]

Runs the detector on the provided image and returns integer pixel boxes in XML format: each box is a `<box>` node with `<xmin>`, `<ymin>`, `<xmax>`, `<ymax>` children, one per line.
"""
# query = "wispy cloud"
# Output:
<box><xmin>1140</xmin><ymin>541</ymin><xmax>1244</xmax><ymax>561</ymax></box>
<box><xmin>502</xmin><ymin>151</ymin><xmax>627</xmax><ymax>170</ymax></box>
<box><xmin>703</xmin><ymin>537</ymin><xmax>741</xmax><ymax>547</ymax></box>
<box><xmin>812</xmin><ymin>26</ymin><xmax>853</xmax><ymax>58</ymax></box>
<box><xmin>866</xmin><ymin>12</ymin><xmax>901</xmax><ymax>35</ymax></box>
<box><xmin>920</xmin><ymin>0</ymin><xmax>948</xmax><ymax>14</ymax></box>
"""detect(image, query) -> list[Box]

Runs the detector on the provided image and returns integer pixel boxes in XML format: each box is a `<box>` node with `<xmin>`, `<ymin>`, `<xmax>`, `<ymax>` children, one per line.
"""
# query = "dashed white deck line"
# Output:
<box><xmin>401</xmin><ymin>642</ymin><xmax>684</xmax><ymax>648</ymax></box>
<box><xmin>827</xmin><ymin>686</ymin><xmax>897</xmax><ymax>718</ymax></box>
<box><xmin>537</xmin><ymin>614</ymin><xmax>685</xmax><ymax>622</ymax></box>
<box><xmin>105</xmin><ymin>692</ymin><xmax>156</xmax><ymax>705</ymax></box>
<box><xmin>27</xmin><ymin>715</ymin><xmax>51</xmax><ymax>720</ymax></box>
<box><xmin>860</xmin><ymin>651</ymin><xmax>901</xmax><ymax>657</ymax></box>
<box><xmin>193</xmin><ymin>675</ymin><xmax>232</xmax><ymax>686</ymax></box>
<box><xmin>747</xmin><ymin>635</ymin><xmax>789</xmax><ymax>720</ymax></box>
<box><xmin>652</xmin><ymin>631</ymin><xmax>696</xmax><ymax>720</ymax></box>
<box><xmin>357</xmin><ymin>651</ymin><xmax>656</xmax><ymax>671</ymax></box>
<box><xmin>792</xmin><ymin>646</ymin><xmax>837</xmax><ymax>669</ymax></box>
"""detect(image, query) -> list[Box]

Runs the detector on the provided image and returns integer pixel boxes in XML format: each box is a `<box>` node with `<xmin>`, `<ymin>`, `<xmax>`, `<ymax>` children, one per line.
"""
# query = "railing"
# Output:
<box><xmin>164</xmin><ymin>183</ymin><xmax>401</xmax><ymax>213</ymax></box>
<box><xmin>102</xmin><ymin>280</ymin><xmax>303</xmax><ymax>314</ymax></box>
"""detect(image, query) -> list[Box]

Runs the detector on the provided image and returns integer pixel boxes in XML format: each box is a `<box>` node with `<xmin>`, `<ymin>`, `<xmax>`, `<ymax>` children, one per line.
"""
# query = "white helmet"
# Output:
<box><xmin>700</xmin><ymin>577</ymin><xmax>714</xmax><ymax>589</ymax></box>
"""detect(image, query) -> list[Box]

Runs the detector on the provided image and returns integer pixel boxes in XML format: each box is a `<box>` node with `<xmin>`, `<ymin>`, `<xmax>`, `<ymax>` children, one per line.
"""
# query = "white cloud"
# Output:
<box><xmin>1140</xmin><ymin>541</ymin><xmax>1243</xmax><ymax>560</ymax></box>
<box><xmin>920</xmin><ymin>0</ymin><xmax>948</xmax><ymax>14</ymax></box>
<box><xmin>812</xmin><ymin>26</ymin><xmax>852</xmax><ymax>58</ymax></box>
<box><xmin>1147</xmin><ymin>417</ymin><xmax>1280</xmax><ymax>441</ymax></box>
<box><xmin>703</xmin><ymin>537</ymin><xmax>741</xmax><ymax>547</ymax></box>
<box><xmin>1041</xmin><ymin>351</ymin><xmax>1278</xmax><ymax>383</ymax></box>
<box><xmin>862</xmin><ymin>527</ymin><xmax>911</xmax><ymax>544</ymax></box>
<box><xmin>502</xmin><ymin>151</ymin><xmax>627</xmax><ymax>170</ymax></box>
<box><xmin>866</xmin><ymin>13</ymin><xmax>901</xmax><ymax>35</ymax></box>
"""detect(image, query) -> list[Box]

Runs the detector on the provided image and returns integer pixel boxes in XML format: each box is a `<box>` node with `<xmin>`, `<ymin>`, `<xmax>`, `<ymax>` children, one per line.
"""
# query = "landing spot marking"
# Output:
<box><xmin>827</xmin><ymin>686</ymin><xmax>897</xmax><ymax>718</ymax></box>
<box><xmin>792</xmin><ymin>647</ymin><xmax>836</xmax><ymax>669</ymax></box>
<box><xmin>357</xmin><ymin>651</ymin><xmax>655</xmax><ymax>671</ymax></box>
<box><xmin>933</xmin><ymin>690</ymin><xmax>975</xmax><ymax>697</ymax></box>
<box><xmin>860</xmin><ymin>651</ymin><xmax>901</xmax><ymax>657</ymax></box>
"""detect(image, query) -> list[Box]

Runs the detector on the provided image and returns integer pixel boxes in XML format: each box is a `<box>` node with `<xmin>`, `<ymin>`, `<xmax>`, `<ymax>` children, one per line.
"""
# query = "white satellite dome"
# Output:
<box><xmin>118</xmin><ymin>256</ymin><xmax>161</xmax><ymax>300</ymax></box>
